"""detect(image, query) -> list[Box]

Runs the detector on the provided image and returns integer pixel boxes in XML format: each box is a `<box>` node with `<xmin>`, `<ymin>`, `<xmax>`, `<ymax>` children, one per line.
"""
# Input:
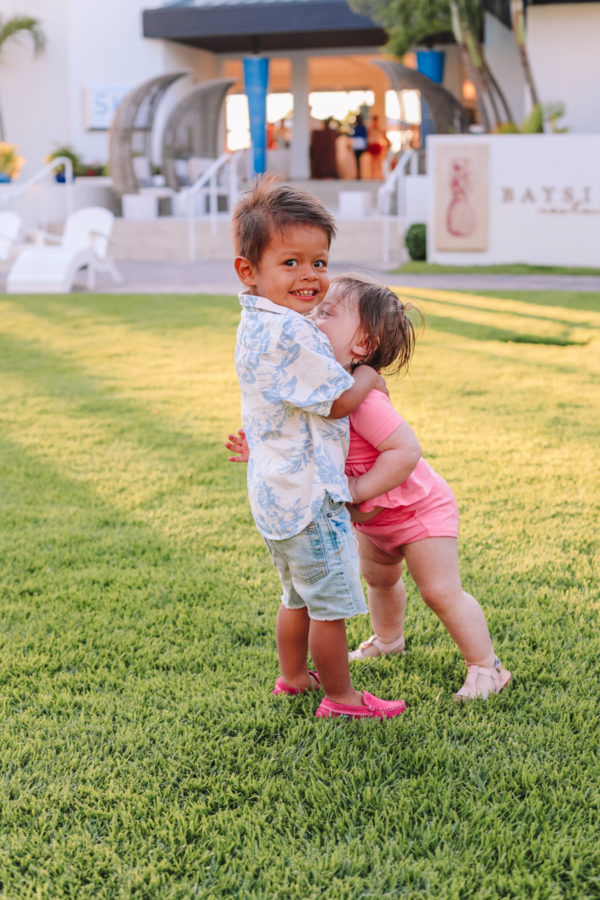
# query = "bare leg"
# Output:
<box><xmin>356</xmin><ymin>531</ymin><xmax>406</xmax><ymax>643</ymax></box>
<box><xmin>402</xmin><ymin>537</ymin><xmax>496</xmax><ymax>668</ymax></box>
<box><xmin>275</xmin><ymin>604</ymin><xmax>314</xmax><ymax>691</ymax></box>
<box><xmin>309</xmin><ymin>619</ymin><xmax>363</xmax><ymax>706</ymax></box>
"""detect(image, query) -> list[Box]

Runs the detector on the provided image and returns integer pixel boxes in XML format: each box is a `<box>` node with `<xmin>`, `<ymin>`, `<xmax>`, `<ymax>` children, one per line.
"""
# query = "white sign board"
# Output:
<box><xmin>427</xmin><ymin>134</ymin><xmax>600</xmax><ymax>267</ymax></box>
<box><xmin>83</xmin><ymin>85</ymin><xmax>131</xmax><ymax>131</ymax></box>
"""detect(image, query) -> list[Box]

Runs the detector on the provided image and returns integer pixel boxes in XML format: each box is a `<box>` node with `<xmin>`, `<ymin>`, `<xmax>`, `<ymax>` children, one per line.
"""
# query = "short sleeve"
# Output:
<box><xmin>268</xmin><ymin>318</ymin><xmax>353</xmax><ymax>415</ymax></box>
<box><xmin>350</xmin><ymin>390</ymin><xmax>405</xmax><ymax>448</ymax></box>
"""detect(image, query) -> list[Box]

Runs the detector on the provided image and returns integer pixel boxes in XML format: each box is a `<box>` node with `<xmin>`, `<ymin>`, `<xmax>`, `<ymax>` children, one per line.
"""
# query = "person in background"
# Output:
<box><xmin>351</xmin><ymin>114</ymin><xmax>368</xmax><ymax>180</ymax></box>
<box><xmin>366</xmin><ymin>114</ymin><xmax>390</xmax><ymax>180</ymax></box>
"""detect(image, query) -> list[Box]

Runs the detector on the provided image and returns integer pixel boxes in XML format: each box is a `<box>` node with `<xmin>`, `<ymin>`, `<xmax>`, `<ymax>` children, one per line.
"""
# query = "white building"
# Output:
<box><xmin>2</xmin><ymin>0</ymin><xmax>599</xmax><ymax>183</ymax></box>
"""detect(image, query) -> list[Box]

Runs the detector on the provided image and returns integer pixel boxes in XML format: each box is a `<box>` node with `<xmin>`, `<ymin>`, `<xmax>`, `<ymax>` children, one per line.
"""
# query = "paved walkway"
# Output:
<box><xmin>100</xmin><ymin>260</ymin><xmax>600</xmax><ymax>295</ymax></box>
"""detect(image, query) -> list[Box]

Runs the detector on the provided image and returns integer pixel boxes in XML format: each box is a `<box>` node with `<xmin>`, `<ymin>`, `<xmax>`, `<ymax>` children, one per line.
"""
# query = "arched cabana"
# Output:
<box><xmin>108</xmin><ymin>71</ymin><xmax>189</xmax><ymax>196</ymax></box>
<box><xmin>375</xmin><ymin>60</ymin><xmax>470</xmax><ymax>136</ymax></box>
<box><xmin>161</xmin><ymin>77</ymin><xmax>236</xmax><ymax>190</ymax></box>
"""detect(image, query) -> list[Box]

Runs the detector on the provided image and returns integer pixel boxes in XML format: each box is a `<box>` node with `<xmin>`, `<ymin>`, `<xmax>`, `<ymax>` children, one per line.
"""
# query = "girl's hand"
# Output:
<box><xmin>225</xmin><ymin>428</ymin><xmax>249</xmax><ymax>462</ymax></box>
<box><xmin>346</xmin><ymin>503</ymin><xmax>383</xmax><ymax>523</ymax></box>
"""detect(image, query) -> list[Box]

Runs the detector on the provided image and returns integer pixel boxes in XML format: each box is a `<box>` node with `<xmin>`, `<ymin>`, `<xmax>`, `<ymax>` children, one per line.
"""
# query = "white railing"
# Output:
<box><xmin>379</xmin><ymin>149</ymin><xmax>419</xmax><ymax>264</ymax></box>
<box><xmin>184</xmin><ymin>149</ymin><xmax>246</xmax><ymax>260</ymax></box>
<box><xmin>378</xmin><ymin>149</ymin><xmax>418</xmax><ymax>218</ymax></box>
<box><xmin>0</xmin><ymin>157</ymin><xmax>75</xmax><ymax>220</ymax></box>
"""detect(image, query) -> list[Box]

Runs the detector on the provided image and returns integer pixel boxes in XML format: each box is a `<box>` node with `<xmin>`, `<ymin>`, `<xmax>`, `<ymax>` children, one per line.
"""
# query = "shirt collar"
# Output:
<box><xmin>239</xmin><ymin>292</ymin><xmax>301</xmax><ymax>317</ymax></box>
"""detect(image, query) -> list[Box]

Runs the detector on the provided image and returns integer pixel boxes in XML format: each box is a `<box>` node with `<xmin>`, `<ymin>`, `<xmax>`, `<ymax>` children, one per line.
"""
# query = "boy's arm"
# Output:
<box><xmin>327</xmin><ymin>366</ymin><xmax>385</xmax><ymax>420</ymax></box>
<box><xmin>347</xmin><ymin>421</ymin><xmax>422</xmax><ymax>504</ymax></box>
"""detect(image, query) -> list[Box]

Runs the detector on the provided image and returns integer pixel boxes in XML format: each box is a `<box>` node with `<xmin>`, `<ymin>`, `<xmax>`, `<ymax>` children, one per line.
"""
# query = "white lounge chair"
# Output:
<box><xmin>6</xmin><ymin>206</ymin><xmax>122</xmax><ymax>294</ymax></box>
<box><xmin>0</xmin><ymin>210</ymin><xmax>23</xmax><ymax>261</ymax></box>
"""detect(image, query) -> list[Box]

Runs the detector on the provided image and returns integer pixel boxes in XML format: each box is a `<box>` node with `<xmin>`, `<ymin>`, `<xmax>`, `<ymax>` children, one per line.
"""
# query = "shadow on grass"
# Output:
<box><xmin>457</xmin><ymin>289</ymin><xmax>600</xmax><ymax>315</ymax></box>
<box><xmin>399</xmin><ymin>292</ymin><xmax>598</xmax><ymax>333</ymax></box>
<box><xmin>421</xmin><ymin>312</ymin><xmax>589</xmax><ymax>347</ymax></box>
<box><xmin>0</xmin><ymin>329</ymin><xmax>237</xmax><ymax>469</ymax></box>
<box><xmin>1</xmin><ymin>292</ymin><xmax>241</xmax><ymax>335</ymax></box>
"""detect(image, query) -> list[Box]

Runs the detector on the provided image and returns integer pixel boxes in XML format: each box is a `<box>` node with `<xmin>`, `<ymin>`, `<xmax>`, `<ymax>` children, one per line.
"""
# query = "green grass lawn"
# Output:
<box><xmin>393</xmin><ymin>261</ymin><xmax>600</xmax><ymax>276</ymax></box>
<box><xmin>1</xmin><ymin>288</ymin><xmax>599</xmax><ymax>898</ymax></box>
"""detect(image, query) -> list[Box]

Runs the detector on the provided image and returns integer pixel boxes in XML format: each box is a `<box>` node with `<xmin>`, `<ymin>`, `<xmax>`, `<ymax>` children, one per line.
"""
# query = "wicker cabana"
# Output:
<box><xmin>160</xmin><ymin>77</ymin><xmax>236</xmax><ymax>190</ymax></box>
<box><xmin>375</xmin><ymin>60</ymin><xmax>470</xmax><ymax>136</ymax></box>
<box><xmin>108</xmin><ymin>71</ymin><xmax>189</xmax><ymax>196</ymax></box>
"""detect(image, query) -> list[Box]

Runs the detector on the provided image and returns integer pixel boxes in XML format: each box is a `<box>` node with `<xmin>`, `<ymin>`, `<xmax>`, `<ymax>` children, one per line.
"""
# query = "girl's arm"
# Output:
<box><xmin>347</xmin><ymin>421</ymin><xmax>422</xmax><ymax>504</ymax></box>
<box><xmin>328</xmin><ymin>366</ymin><xmax>387</xmax><ymax>420</ymax></box>
<box><xmin>225</xmin><ymin>428</ymin><xmax>249</xmax><ymax>462</ymax></box>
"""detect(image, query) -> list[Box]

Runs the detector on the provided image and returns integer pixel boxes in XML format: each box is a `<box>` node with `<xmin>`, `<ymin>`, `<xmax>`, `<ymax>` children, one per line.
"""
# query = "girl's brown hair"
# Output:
<box><xmin>330</xmin><ymin>274</ymin><xmax>423</xmax><ymax>375</ymax></box>
<box><xmin>232</xmin><ymin>174</ymin><xmax>336</xmax><ymax>266</ymax></box>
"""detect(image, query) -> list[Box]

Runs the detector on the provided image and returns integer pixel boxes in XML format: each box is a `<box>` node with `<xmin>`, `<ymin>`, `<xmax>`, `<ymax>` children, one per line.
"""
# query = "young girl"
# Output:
<box><xmin>227</xmin><ymin>274</ymin><xmax>512</xmax><ymax>701</ymax></box>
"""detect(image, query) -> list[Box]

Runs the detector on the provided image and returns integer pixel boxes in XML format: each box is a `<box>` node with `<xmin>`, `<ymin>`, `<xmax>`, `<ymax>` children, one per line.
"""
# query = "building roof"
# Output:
<box><xmin>142</xmin><ymin>0</ymin><xmax>388</xmax><ymax>53</ymax></box>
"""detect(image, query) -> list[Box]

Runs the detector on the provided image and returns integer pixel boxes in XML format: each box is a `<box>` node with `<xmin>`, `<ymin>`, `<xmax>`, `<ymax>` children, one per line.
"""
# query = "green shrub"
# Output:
<box><xmin>404</xmin><ymin>223</ymin><xmax>427</xmax><ymax>260</ymax></box>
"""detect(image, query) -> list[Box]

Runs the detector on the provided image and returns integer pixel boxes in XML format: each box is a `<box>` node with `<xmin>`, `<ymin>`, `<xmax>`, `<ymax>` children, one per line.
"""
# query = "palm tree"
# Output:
<box><xmin>349</xmin><ymin>0</ymin><xmax>515</xmax><ymax>131</ymax></box>
<box><xmin>510</xmin><ymin>0</ymin><xmax>540</xmax><ymax>109</ymax></box>
<box><xmin>0</xmin><ymin>15</ymin><xmax>46</xmax><ymax>141</ymax></box>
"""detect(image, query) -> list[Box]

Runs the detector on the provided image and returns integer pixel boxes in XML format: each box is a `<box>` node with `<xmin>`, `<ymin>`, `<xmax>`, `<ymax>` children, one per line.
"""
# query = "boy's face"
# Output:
<box><xmin>235</xmin><ymin>225</ymin><xmax>330</xmax><ymax>315</ymax></box>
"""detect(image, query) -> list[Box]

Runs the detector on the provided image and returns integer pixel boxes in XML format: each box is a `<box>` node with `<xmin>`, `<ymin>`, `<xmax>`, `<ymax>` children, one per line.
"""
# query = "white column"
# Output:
<box><xmin>290</xmin><ymin>53</ymin><xmax>310</xmax><ymax>179</ymax></box>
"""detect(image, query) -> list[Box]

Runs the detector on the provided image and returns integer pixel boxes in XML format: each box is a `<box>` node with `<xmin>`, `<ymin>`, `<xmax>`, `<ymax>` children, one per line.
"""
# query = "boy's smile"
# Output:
<box><xmin>235</xmin><ymin>224</ymin><xmax>330</xmax><ymax>315</ymax></box>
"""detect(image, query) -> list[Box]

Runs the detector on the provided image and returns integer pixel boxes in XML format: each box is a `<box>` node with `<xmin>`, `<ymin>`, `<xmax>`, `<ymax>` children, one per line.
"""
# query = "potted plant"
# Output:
<box><xmin>0</xmin><ymin>142</ymin><xmax>25</xmax><ymax>182</ymax></box>
<box><xmin>45</xmin><ymin>144</ymin><xmax>83</xmax><ymax>182</ymax></box>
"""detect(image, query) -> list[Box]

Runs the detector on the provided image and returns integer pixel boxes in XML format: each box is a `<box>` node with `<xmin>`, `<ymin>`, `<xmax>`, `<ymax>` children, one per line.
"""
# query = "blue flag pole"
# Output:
<box><xmin>243</xmin><ymin>57</ymin><xmax>270</xmax><ymax>176</ymax></box>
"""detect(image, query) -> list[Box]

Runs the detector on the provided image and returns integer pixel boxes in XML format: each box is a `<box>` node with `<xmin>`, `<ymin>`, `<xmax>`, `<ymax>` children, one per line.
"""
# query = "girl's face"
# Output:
<box><xmin>310</xmin><ymin>288</ymin><xmax>366</xmax><ymax>369</ymax></box>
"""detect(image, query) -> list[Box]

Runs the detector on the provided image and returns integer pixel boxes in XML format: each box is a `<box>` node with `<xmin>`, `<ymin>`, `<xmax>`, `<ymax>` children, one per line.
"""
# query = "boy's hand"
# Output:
<box><xmin>373</xmin><ymin>372</ymin><xmax>389</xmax><ymax>396</ymax></box>
<box><xmin>225</xmin><ymin>428</ymin><xmax>249</xmax><ymax>462</ymax></box>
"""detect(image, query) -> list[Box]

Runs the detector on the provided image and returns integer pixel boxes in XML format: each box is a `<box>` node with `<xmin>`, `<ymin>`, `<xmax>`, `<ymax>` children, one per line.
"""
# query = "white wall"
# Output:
<box><xmin>427</xmin><ymin>134</ymin><xmax>600</xmax><ymax>267</ymax></box>
<box><xmin>0</xmin><ymin>0</ymin><xmax>219</xmax><ymax>179</ymax></box>
<box><xmin>484</xmin><ymin>12</ymin><xmax>526</xmax><ymax>125</ymax></box>
<box><xmin>1</xmin><ymin>0</ymin><xmax>71</xmax><ymax>177</ymax></box>
<box><xmin>528</xmin><ymin>2</ymin><xmax>600</xmax><ymax>134</ymax></box>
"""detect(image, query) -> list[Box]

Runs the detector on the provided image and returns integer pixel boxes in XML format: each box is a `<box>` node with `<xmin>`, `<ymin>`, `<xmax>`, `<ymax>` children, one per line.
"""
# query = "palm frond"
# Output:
<box><xmin>0</xmin><ymin>16</ymin><xmax>46</xmax><ymax>55</ymax></box>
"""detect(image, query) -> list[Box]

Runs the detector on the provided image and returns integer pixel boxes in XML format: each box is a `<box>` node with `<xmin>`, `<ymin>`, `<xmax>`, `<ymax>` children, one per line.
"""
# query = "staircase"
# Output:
<box><xmin>109</xmin><ymin>179</ymin><xmax>405</xmax><ymax>266</ymax></box>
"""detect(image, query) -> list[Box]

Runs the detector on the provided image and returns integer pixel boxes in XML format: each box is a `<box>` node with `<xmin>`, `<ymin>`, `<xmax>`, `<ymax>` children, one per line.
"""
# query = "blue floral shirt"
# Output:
<box><xmin>235</xmin><ymin>293</ymin><xmax>354</xmax><ymax>540</ymax></box>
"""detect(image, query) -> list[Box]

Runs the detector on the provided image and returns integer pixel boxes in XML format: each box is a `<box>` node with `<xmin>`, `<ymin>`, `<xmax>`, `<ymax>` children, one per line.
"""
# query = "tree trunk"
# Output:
<box><xmin>510</xmin><ymin>0</ymin><xmax>541</xmax><ymax>109</ymax></box>
<box><xmin>480</xmin><ymin>51</ymin><xmax>514</xmax><ymax>124</ymax></box>
<box><xmin>449</xmin><ymin>0</ymin><xmax>492</xmax><ymax>131</ymax></box>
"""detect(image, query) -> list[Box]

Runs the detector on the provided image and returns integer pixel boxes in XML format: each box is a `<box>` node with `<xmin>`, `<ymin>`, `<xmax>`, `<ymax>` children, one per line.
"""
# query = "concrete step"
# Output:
<box><xmin>110</xmin><ymin>214</ymin><xmax>405</xmax><ymax>266</ymax></box>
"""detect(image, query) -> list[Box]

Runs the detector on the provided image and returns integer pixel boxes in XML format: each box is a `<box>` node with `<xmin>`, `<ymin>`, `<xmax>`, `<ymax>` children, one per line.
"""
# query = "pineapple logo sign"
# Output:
<box><xmin>434</xmin><ymin>144</ymin><xmax>490</xmax><ymax>251</ymax></box>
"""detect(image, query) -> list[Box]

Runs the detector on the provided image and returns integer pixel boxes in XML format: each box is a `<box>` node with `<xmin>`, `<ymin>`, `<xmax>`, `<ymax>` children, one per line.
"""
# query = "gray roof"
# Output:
<box><xmin>143</xmin><ymin>1</ymin><xmax>388</xmax><ymax>53</ymax></box>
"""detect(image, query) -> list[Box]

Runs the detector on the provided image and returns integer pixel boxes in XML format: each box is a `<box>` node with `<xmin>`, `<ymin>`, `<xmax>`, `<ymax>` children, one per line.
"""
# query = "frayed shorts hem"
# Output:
<box><xmin>265</xmin><ymin>494</ymin><xmax>366</xmax><ymax>621</ymax></box>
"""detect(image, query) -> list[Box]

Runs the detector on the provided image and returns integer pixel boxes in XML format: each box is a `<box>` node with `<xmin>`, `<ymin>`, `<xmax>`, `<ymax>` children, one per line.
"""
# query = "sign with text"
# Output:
<box><xmin>428</xmin><ymin>135</ymin><xmax>600</xmax><ymax>266</ymax></box>
<box><xmin>83</xmin><ymin>85</ymin><xmax>131</xmax><ymax>131</ymax></box>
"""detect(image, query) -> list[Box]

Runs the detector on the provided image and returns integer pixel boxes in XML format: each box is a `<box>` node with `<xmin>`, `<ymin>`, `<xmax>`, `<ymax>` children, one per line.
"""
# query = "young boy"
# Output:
<box><xmin>232</xmin><ymin>176</ymin><xmax>406</xmax><ymax>719</ymax></box>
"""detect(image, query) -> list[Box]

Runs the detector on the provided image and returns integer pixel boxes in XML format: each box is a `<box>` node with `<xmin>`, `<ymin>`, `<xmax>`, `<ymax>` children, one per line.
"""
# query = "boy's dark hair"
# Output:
<box><xmin>330</xmin><ymin>274</ymin><xmax>424</xmax><ymax>375</ymax></box>
<box><xmin>232</xmin><ymin>174</ymin><xmax>336</xmax><ymax>266</ymax></box>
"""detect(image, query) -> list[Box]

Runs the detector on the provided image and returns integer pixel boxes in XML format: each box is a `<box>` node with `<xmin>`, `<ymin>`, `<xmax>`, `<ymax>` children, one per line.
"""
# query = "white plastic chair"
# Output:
<box><xmin>0</xmin><ymin>210</ymin><xmax>22</xmax><ymax>261</ymax></box>
<box><xmin>6</xmin><ymin>206</ymin><xmax>122</xmax><ymax>293</ymax></box>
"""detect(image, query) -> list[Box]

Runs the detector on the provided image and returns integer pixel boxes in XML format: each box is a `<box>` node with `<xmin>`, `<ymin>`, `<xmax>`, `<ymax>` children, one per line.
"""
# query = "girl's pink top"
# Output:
<box><xmin>347</xmin><ymin>389</ymin><xmax>438</xmax><ymax>513</ymax></box>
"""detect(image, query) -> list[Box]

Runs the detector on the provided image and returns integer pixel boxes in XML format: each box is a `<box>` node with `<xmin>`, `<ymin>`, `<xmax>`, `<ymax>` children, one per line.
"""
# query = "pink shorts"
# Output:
<box><xmin>353</xmin><ymin>473</ymin><xmax>458</xmax><ymax>557</ymax></box>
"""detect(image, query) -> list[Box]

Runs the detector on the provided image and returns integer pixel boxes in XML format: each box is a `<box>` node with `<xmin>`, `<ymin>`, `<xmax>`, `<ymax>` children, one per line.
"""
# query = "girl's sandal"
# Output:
<box><xmin>348</xmin><ymin>634</ymin><xmax>406</xmax><ymax>661</ymax></box>
<box><xmin>454</xmin><ymin>659</ymin><xmax>512</xmax><ymax>701</ymax></box>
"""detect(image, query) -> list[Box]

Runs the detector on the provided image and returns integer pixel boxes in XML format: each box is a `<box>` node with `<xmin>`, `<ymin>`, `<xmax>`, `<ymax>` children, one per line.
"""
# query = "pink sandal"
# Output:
<box><xmin>315</xmin><ymin>691</ymin><xmax>406</xmax><ymax>720</ymax></box>
<box><xmin>454</xmin><ymin>658</ymin><xmax>512</xmax><ymax>701</ymax></box>
<box><xmin>272</xmin><ymin>671</ymin><xmax>321</xmax><ymax>695</ymax></box>
<box><xmin>348</xmin><ymin>634</ymin><xmax>406</xmax><ymax>661</ymax></box>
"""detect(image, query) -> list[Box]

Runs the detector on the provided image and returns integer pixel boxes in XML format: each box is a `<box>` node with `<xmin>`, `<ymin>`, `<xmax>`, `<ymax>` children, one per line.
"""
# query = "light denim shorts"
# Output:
<box><xmin>264</xmin><ymin>495</ymin><xmax>368</xmax><ymax>621</ymax></box>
